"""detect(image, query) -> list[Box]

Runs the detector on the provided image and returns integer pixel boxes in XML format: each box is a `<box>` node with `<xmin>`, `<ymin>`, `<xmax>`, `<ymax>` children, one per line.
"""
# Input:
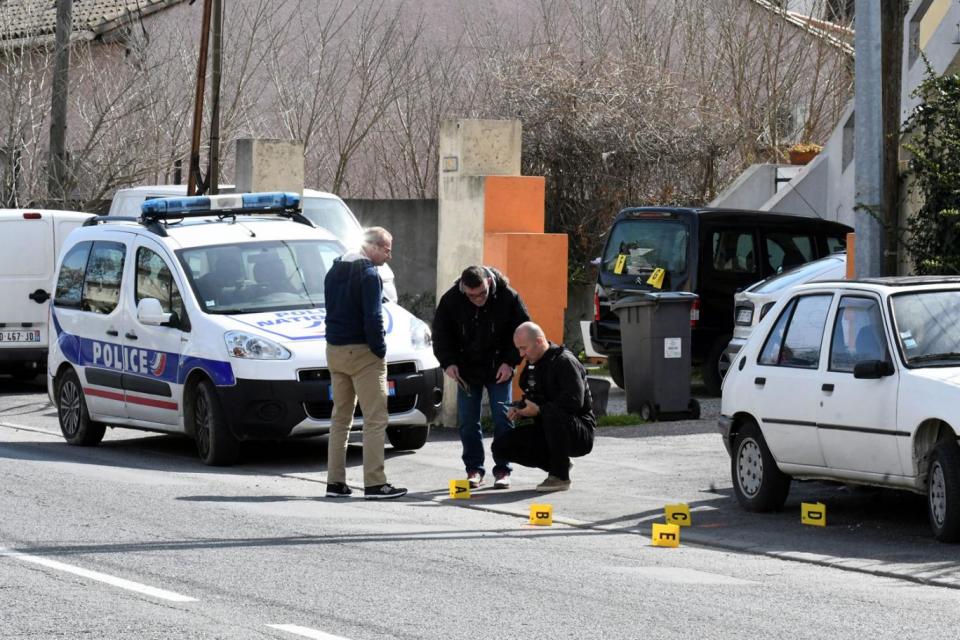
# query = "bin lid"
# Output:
<box><xmin>611</xmin><ymin>291</ymin><xmax>698</xmax><ymax>312</ymax></box>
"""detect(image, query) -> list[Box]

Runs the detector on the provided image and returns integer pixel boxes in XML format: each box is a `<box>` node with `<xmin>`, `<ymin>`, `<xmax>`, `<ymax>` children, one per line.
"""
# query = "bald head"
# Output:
<box><xmin>514</xmin><ymin>321</ymin><xmax>549</xmax><ymax>363</ymax></box>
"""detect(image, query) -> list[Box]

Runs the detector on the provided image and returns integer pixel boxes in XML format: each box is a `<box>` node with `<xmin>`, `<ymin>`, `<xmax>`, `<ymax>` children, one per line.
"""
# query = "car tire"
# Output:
<box><xmin>56</xmin><ymin>368</ymin><xmax>106</xmax><ymax>446</ymax></box>
<box><xmin>387</xmin><ymin>425</ymin><xmax>429</xmax><ymax>450</ymax></box>
<box><xmin>189</xmin><ymin>379</ymin><xmax>239</xmax><ymax>466</ymax></box>
<box><xmin>927</xmin><ymin>441</ymin><xmax>960</xmax><ymax>542</ymax></box>
<box><xmin>608</xmin><ymin>355</ymin><xmax>625</xmax><ymax>389</ymax></box>
<box><xmin>701</xmin><ymin>335</ymin><xmax>731</xmax><ymax>397</ymax></box>
<box><xmin>639</xmin><ymin>402</ymin><xmax>657</xmax><ymax>422</ymax></box>
<box><xmin>731</xmin><ymin>420</ymin><xmax>790</xmax><ymax>512</ymax></box>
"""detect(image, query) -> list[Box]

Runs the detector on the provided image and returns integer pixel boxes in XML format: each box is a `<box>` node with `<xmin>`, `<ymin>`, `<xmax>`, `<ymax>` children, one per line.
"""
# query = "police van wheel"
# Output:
<box><xmin>731</xmin><ymin>420</ymin><xmax>790</xmax><ymax>512</ymax></box>
<box><xmin>191</xmin><ymin>379</ymin><xmax>239</xmax><ymax>466</ymax></box>
<box><xmin>387</xmin><ymin>425</ymin><xmax>429</xmax><ymax>450</ymax></box>
<box><xmin>56</xmin><ymin>369</ymin><xmax>106</xmax><ymax>446</ymax></box>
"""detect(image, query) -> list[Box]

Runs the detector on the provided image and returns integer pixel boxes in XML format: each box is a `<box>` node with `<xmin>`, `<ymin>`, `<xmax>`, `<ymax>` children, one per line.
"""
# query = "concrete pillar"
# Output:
<box><xmin>436</xmin><ymin>119</ymin><xmax>568</xmax><ymax>428</ymax></box>
<box><xmin>234</xmin><ymin>139</ymin><xmax>305</xmax><ymax>194</ymax></box>
<box><xmin>854</xmin><ymin>0</ymin><xmax>884</xmax><ymax>278</ymax></box>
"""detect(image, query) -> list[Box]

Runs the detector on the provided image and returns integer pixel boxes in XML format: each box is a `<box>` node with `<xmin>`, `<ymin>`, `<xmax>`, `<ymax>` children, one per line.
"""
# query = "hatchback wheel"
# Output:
<box><xmin>56</xmin><ymin>368</ymin><xmax>106</xmax><ymax>446</ymax></box>
<box><xmin>731</xmin><ymin>420</ymin><xmax>790</xmax><ymax>511</ymax></box>
<box><xmin>190</xmin><ymin>379</ymin><xmax>239</xmax><ymax>466</ymax></box>
<box><xmin>928</xmin><ymin>441</ymin><xmax>960</xmax><ymax>542</ymax></box>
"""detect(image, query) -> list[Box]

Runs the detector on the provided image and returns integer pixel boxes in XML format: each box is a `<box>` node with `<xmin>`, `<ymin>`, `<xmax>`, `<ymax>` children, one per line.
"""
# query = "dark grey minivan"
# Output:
<box><xmin>589</xmin><ymin>207</ymin><xmax>851</xmax><ymax>395</ymax></box>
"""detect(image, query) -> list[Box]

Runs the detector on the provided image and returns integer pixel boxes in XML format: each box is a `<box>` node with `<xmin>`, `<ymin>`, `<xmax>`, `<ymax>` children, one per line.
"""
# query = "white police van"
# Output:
<box><xmin>48</xmin><ymin>192</ymin><xmax>441</xmax><ymax>465</ymax></box>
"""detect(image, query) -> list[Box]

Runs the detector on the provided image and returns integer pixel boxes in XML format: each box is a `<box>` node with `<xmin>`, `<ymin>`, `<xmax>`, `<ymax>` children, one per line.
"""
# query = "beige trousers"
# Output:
<box><xmin>326</xmin><ymin>343</ymin><xmax>389</xmax><ymax>487</ymax></box>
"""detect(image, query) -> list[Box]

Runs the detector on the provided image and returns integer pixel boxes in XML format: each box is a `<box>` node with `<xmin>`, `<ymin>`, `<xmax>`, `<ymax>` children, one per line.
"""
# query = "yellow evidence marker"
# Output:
<box><xmin>613</xmin><ymin>254</ymin><xmax>627</xmax><ymax>275</ymax></box>
<box><xmin>651</xmin><ymin>522</ymin><xmax>680</xmax><ymax>547</ymax></box>
<box><xmin>801</xmin><ymin>502</ymin><xmax>826</xmax><ymax>527</ymax></box>
<box><xmin>646</xmin><ymin>267</ymin><xmax>665</xmax><ymax>289</ymax></box>
<box><xmin>449</xmin><ymin>479</ymin><xmax>471</xmax><ymax>499</ymax></box>
<box><xmin>664</xmin><ymin>503</ymin><xmax>691</xmax><ymax>527</ymax></box>
<box><xmin>529</xmin><ymin>504</ymin><xmax>553</xmax><ymax>526</ymax></box>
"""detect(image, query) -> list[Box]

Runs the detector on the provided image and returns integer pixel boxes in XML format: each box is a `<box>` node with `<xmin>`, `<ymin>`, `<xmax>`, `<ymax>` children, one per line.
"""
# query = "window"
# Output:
<box><xmin>603</xmin><ymin>219</ymin><xmax>689</xmax><ymax>275</ymax></box>
<box><xmin>759</xmin><ymin>294</ymin><xmax>832</xmax><ymax>368</ymax></box>
<box><xmin>826</xmin><ymin>235</ymin><xmax>847</xmax><ymax>254</ymax></box>
<box><xmin>180</xmin><ymin>239</ymin><xmax>341</xmax><ymax>314</ymax></box>
<box><xmin>81</xmin><ymin>242</ymin><xmax>126</xmax><ymax>314</ymax></box>
<box><xmin>54</xmin><ymin>242</ymin><xmax>92</xmax><ymax>308</ymax></box>
<box><xmin>711</xmin><ymin>229</ymin><xmax>756</xmax><ymax>274</ymax></box>
<box><xmin>135</xmin><ymin>247</ymin><xmax>187</xmax><ymax>329</ymax></box>
<box><xmin>765</xmin><ymin>232</ymin><xmax>814</xmax><ymax>273</ymax></box>
<box><xmin>829</xmin><ymin>297</ymin><xmax>887</xmax><ymax>372</ymax></box>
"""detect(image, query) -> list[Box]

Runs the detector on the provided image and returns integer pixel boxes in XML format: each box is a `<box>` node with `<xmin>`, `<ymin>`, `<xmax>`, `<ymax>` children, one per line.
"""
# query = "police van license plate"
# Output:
<box><xmin>328</xmin><ymin>380</ymin><xmax>396</xmax><ymax>400</ymax></box>
<box><xmin>0</xmin><ymin>330</ymin><xmax>40</xmax><ymax>343</ymax></box>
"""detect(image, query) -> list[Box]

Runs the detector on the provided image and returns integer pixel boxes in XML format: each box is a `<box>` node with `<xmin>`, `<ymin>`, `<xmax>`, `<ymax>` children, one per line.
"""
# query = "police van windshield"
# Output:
<box><xmin>179</xmin><ymin>240</ymin><xmax>342</xmax><ymax>314</ymax></box>
<box><xmin>301</xmin><ymin>198</ymin><xmax>362</xmax><ymax>249</ymax></box>
<box><xmin>602</xmin><ymin>219</ymin><xmax>689</xmax><ymax>276</ymax></box>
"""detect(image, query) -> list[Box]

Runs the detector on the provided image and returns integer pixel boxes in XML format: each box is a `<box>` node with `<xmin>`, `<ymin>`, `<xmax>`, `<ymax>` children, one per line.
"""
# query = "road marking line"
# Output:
<box><xmin>0</xmin><ymin>421</ymin><xmax>61</xmax><ymax>437</ymax></box>
<box><xmin>267</xmin><ymin>624</ymin><xmax>353</xmax><ymax>639</ymax></box>
<box><xmin>0</xmin><ymin>547</ymin><xmax>196</xmax><ymax>602</ymax></box>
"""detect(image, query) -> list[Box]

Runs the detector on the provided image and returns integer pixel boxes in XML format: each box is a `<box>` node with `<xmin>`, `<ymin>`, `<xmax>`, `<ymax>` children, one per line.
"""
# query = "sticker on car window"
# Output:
<box><xmin>613</xmin><ymin>254</ymin><xmax>626</xmax><ymax>274</ymax></box>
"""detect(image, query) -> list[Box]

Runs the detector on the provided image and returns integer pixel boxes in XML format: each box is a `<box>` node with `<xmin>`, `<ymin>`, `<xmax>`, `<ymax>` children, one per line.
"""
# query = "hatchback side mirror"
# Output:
<box><xmin>853</xmin><ymin>360</ymin><xmax>895</xmax><ymax>379</ymax></box>
<box><xmin>137</xmin><ymin>298</ymin><xmax>171</xmax><ymax>326</ymax></box>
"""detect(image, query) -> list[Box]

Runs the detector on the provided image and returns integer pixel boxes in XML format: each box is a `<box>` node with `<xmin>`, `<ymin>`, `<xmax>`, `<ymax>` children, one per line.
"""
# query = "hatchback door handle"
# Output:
<box><xmin>106</xmin><ymin>329</ymin><xmax>119</xmax><ymax>337</ymax></box>
<box><xmin>754</xmin><ymin>377</ymin><xmax>766</xmax><ymax>386</ymax></box>
<box><xmin>822</xmin><ymin>383</ymin><xmax>834</xmax><ymax>392</ymax></box>
<box><xmin>124</xmin><ymin>332</ymin><xmax>138</xmax><ymax>341</ymax></box>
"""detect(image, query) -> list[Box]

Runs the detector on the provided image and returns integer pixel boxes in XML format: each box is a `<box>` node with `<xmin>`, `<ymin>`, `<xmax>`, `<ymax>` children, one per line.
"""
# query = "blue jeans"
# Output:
<box><xmin>457</xmin><ymin>380</ymin><xmax>513</xmax><ymax>477</ymax></box>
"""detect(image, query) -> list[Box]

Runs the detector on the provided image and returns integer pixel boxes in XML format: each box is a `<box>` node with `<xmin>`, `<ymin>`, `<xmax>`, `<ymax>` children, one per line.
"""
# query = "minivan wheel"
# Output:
<box><xmin>608</xmin><ymin>355</ymin><xmax>625</xmax><ymax>389</ymax></box>
<box><xmin>56</xmin><ymin>369</ymin><xmax>106</xmax><ymax>446</ymax></box>
<box><xmin>387</xmin><ymin>425</ymin><xmax>429</xmax><ymax>450</ymax></box>
<box><xmin>190</xmin><ymin>379</ymin><xmax>239</xmax><ymax>466</ymax></box>
<box><xmin>927</xmin><ymin>441</ymin><xmax>960</xmax><ymax>542</ymax></box>
<box><xmin>732</xmin><ymin>420</ymin><xmax>790</xmax><ymax>512</ymax></box>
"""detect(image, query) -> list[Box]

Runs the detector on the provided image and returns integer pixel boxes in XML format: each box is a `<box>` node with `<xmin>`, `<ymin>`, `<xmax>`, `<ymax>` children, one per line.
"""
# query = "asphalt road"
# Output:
<box><xmin>2</xmin><ymin>375</ymin><xmax>960</xmax><ymax>639</ymax></box>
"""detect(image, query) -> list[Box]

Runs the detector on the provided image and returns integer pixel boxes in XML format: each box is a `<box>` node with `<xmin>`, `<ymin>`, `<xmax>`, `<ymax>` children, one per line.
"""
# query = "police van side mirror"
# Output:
<box><xmin>137</xmin><ymin>298</ymin><xmax>171</xmax><ymax>326</ymax></box>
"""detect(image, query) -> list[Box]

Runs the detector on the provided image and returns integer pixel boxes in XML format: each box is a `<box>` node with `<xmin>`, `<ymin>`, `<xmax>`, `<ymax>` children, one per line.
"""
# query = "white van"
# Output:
<box><xmin>108</xmin><ymin>186</ymin><xmax>398</xmax><ymax>302</ymax></box>
<box><xmin>0</xmin><ymin>209</ymin><xmax>94</xmax><ymax>378</ymax></box>
<box><xmin>48</xmin><ymin>192</ymin><xmax>441</xmax><ymax>465</ymax></box>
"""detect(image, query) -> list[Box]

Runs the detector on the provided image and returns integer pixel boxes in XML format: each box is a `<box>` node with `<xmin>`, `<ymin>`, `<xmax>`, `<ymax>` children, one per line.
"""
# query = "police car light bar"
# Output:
<box><xmin>141</xmin><ymin>192</ymin><xmax>301</xmax><ymax>218</ymax></box>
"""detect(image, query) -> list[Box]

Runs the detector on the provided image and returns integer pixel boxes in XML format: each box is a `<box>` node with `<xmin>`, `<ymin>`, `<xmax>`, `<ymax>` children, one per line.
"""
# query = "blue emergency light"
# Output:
<box><xmin>141</xmin><ymin>192</ymin><xmax>301</xmax><ymax>217</ymax></box>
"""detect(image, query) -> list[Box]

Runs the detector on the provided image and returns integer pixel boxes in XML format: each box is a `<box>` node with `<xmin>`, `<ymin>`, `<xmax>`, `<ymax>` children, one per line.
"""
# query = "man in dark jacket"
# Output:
<box><xmin>432</xmin><ymin>265</ymin><xmax>530</xmax><ymax>489</ymax></box>
<box><xmin>324</xmin><ymin>226</ymin><xmax>406</xmax><ymax>500</ymax></box>
<box><xmin>492</xmin><ymin>321</ymin><xmax>595</xmax><ymax>492</ymax></box>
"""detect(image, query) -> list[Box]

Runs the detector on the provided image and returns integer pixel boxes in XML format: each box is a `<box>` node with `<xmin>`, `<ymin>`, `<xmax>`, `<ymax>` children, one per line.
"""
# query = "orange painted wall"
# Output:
<box><xmin>483</xmin><ymin>176</ymin><xmax>545</xmax><ymax>234</ymax></box>
<box><xmin>484</xmin><ymin>232</ymin><xmax>568</xmax><ymax>344</ymax></box>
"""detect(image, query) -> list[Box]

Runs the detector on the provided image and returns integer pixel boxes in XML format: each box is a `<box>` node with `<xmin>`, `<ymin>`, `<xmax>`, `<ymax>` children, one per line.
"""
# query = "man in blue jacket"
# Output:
<box><xmin>324</xmin><ymin>227</ymin><xmax>406</xmax><ymax>500</ymax></box>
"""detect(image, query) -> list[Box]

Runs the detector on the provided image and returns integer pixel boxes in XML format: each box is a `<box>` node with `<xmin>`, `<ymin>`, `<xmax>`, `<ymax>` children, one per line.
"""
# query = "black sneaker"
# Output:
<box><xmin>326</xmin><ymin>482</ymin><xmax>353</xmax><ymax>498</ymax></box>
<box><xmin>364</xmin><ymin>483</ymin><xmax>408</xmax><ymax>500</ymax></box>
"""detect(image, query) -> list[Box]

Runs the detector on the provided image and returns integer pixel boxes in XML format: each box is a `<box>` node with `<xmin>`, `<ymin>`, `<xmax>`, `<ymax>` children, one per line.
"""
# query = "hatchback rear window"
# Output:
<box><xmin>602</xmin><ymin>219</ymin><xmax>688</xmax><ymax>275</ymax></box>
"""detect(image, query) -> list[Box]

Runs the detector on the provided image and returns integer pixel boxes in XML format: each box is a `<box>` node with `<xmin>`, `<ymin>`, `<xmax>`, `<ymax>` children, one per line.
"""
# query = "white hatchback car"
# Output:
<box><xmin>48</xmin><ymin>192</ymin><xmax>441</xmax><ymax>465</ymax></box>
<box><xmin>721</xmin><ymin>253</ymin><xmax>847</xmax><ymax>375</ymax></box>
<box><xmin>720</xmin><ymin>277</ymin><xmax>960</xmax><ymax>541</ymax></box>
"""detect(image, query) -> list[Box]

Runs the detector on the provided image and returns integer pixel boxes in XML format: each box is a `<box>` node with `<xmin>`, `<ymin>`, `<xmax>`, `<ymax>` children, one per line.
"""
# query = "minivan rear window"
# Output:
<box><xmin>602</xmin><ymin>219</ymin><xmax>688</xmax><ymax>275</ymax></box>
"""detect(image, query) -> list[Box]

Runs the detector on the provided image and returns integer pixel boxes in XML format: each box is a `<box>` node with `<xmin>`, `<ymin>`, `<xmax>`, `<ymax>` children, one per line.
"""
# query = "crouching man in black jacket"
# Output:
<box><xmin>492</xmin><ymin>322</ymin><xmax>595</xmax><ymax>492</ymax></box>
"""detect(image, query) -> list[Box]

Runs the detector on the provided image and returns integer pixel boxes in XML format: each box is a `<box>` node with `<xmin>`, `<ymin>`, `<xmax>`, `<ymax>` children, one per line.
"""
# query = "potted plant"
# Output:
<box><xmin>787</xmin><ymin>142</ymin><xmax>822</xmax><ymax>165</ymax></box>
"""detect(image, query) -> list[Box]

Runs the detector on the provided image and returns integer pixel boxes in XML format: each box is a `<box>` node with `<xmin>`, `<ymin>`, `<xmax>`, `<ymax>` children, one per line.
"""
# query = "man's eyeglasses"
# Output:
<box><xmin>377</xmin><ymin>242</ymin><xmax>392</xmax><ymax>256</ymax></box>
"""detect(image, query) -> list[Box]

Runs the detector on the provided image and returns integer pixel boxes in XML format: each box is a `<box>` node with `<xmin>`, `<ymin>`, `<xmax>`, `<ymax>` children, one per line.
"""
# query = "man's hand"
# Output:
<box><xmin>506</xmin><ymin>398</ymin><xmax>539</xmax><ymax>421</ymax></box>
<box><xmin>444</xmin><ymin>365</ymin><xmax>460</xmax><ymax>381</ymax></box>
<box><xmin>495</xmin><ymin>363</ymin><xmax>513</xmax><ymax>384</ymax></box>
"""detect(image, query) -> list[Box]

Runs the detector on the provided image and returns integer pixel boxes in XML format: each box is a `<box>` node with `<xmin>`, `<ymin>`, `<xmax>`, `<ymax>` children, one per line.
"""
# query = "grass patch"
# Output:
<box><xmin>598</xmin><ymin>413</ymin><xmax>644</xmax><ymax>427</ymax></box>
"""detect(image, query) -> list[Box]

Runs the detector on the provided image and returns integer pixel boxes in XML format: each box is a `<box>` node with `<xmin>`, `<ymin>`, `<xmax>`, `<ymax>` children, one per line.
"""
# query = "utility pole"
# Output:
<box><xmin>207</xmin><ymin>0</ymin><xmax>222</xmax><ymax>195</ymax></box>
<box><xmin>187</xmin><ymin>0</ymin><xmax>213</xmax><ymax>196</ymax></box>
<box><xmin>853</xmin><ymin>0</ymin><xmax>884</xmax><ymax>278</ymax></box>
<box><xmin>880</xmin><ymin>0</ymin><xmax>904</xmax><ymax>276</ymax></box>
<box><xmin>47</xmin><ymin>0</ymin><xmax>73</xmax><ymax>203</ymax></box>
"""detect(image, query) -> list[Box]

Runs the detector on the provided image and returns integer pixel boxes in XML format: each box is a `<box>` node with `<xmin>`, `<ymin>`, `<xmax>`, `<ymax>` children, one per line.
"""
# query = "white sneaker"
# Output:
<box><xmin>493</xmin><ymin>473</ymin><xmax>511</xmax><ymax>489</ymax></box>
<box><xmin>467</xmin><ymin>471</ymin><xmax>483</xmax><ymax>489</ymax></box>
